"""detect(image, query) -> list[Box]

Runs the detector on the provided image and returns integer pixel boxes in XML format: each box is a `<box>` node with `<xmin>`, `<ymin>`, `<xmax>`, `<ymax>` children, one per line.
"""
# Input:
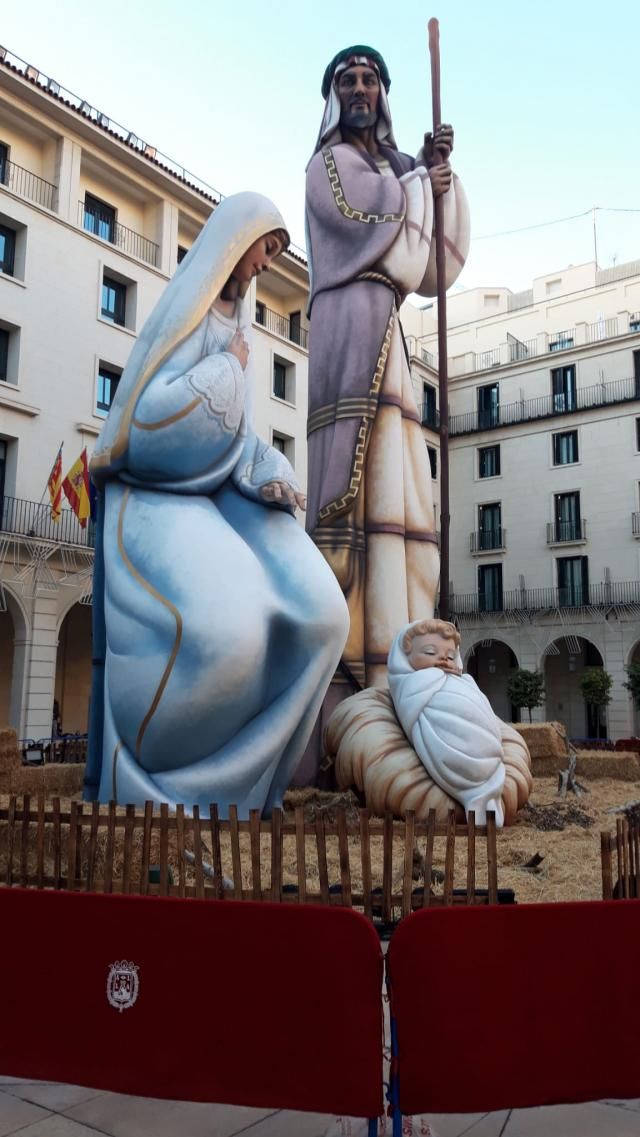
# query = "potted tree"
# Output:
<box><xmin>579</xmin><ymin>667</ymin><xmax>612</xmax><ymax>741</ymax></box>
<box><xmin>506</xmin><ymin>669</ymin><xmax>545</xmax><ymax>723</ymax></box>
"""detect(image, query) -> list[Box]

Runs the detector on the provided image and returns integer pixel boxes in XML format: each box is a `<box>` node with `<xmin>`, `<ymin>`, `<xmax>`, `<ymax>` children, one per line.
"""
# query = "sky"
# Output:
<box><xmin>2</xmin><ymin>0</ymin><xmax>640</xmax><ymax>293</ymax></box>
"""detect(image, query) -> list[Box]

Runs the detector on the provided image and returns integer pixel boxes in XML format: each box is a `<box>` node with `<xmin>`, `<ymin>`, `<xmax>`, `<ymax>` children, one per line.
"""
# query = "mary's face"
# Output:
<box><xmin>232</xmin><ymin>234</ymin><xmax>283</xmax><ymax>284</ymax></box>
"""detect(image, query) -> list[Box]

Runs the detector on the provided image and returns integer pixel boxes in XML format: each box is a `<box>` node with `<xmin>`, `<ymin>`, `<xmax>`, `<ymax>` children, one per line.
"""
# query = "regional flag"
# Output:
<box><xmin>62</xmin><ymin>448</ymin><xmax>91</xmax><ymax>528</ymax></box>
<box><xmin>47</xmin><ymin>445</ymin><xmax>63</xmax><ymax>522</ymax></box>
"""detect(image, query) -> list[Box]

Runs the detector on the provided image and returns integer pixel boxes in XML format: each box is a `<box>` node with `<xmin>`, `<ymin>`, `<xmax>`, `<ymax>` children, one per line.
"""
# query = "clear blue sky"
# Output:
<box><xmin>3</xmin><ymin>0</ymin><xmax>639</xmax><ymax>291</ymax></box>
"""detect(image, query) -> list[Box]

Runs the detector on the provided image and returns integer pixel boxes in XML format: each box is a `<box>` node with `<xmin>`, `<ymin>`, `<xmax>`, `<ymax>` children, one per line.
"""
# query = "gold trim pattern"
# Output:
<box><xmin>317</xmin><ymin>311</ymin><xmax>395</xmax><ymax>522</ymax></box>
<box><xmin>323</xmin><ymin>148</ymin><xmax>405</xmax><ymax>224</ymax></box>
<box><xmin>132</xmin><ymin>396</ymin><xmax>202</xmax><ymax>432</ymax></box>
<box><xmin>117</xmin><ymin>489</ymin><xmax>183</xmax><ymax>759</ymax></box>
<box><xmin>307</xmin><ymin>396</ymin><xmax>379</xmax><ymax>437</ymax></box>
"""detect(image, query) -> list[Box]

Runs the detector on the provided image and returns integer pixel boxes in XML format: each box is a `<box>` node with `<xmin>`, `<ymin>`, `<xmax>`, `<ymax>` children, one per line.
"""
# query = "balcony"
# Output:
<box><xmin>77</xmin><ymin>201</ymin><xmax>159</xmax><ymax>267</ymax></box>
<box><xmin>470</xmin><ymin>527</ymin><xmax>506</xmax><ymax>554</ymax></box>
<box><xmin>1</xmin><ymin>159</ymin><xmax>56</xmax><ymax>211</ymax></box>
<box><xmin>447</xmin><ymin>580</ymin><xmax>640</xmax><ymax>618</ymax></box>
<box><xmin>546</xmin><ymin>519</ymin><xmax>587</xmax><ymax>545</ymax></box>
<box><xmin>450</xmin><ymin>375</ymin><xmax>640</xmax><ymax>436</ymax></box>
<box><xmin>548</xmin><ymin>328</ymin><xmax>575</xmax><ymax>352</ymax></box>
<box><xmin>254</xmin><ymin>304</ymin><xmax>309</xmax><ymax>350</ymax></box>
<box><xmin>633</xmin><ymin>512</ymin><xmax>640</xmax><ymax>537</ymax></box>
<box><xmin>0</xmin><ymin>496</ymin><xmax>94</xmax><ymax>548</ymax></box>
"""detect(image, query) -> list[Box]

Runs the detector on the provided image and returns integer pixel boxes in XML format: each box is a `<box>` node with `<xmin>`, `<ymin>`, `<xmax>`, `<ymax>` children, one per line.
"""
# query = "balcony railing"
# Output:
<box><xmin>470</xmin><ymin>527</ymin><xmax>506</xmax><ymax>553</ymax></box>
<box><xmin>630</xmin><ymin>312</ymin><xmax>640</xmax><ymax>333</ymax></box>
<box><xmin>475</xmin><ymin>348</ymin><xmax>501</xmax><ymax>371</ymax></box>
<box><xmin>548</xmin><ymin>328</ymin><xmax>575</xmax><ymax>352</ymax></box>
<box><xmin>78</xmin><ymin>201</ymin><xmax>159</xmax><ymax>267</ymax></box>
<box><xmin>508</xmin><ymin>337</ymin><xmax>537</xmax><ymax>363</ymax></box>
<box><xmin>546</xmin><ymin>519</ymin><xmax>587</xmax><ymax>544</ymax></box>
<box><xmin>254</xmin><ymin>304</ymin><xmax>309</xmax><ymax>350</ymax></box>
<box><xmin>0</xmin><ymin>496</ymin><xmax>94</xmax><ymax>548</ymax></box>
<box><xmin>1</xmin><ymin>159</ymin><xmax>57</xmax><ymax>211</ymax></box>
<box><xmin>450</xmin><ymin>374</ymin><xmax>640</xmax><ymax>436</ymax></box>
<box><xmin>633</xmin><ymin>512</ymin><xmax>640</xmax><ymax>537</ymax></box>
<box><xmin>587</xmin><ymin>317</ymin><xmax>618</xmax><ymax>342</ymax></box>
<box><xmin>420</xmin><ymin>403</ymin><xmax>440</xmax><ymax>430</ymax></box>
<box><xmin>447</xmin><ymin>580</ymin><xmax>640</xmax><ymax>617</ymax></box>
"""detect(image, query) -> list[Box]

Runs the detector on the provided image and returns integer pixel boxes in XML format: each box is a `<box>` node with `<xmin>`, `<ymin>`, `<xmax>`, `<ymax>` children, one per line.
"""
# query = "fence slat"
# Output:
<box><xmin>314</xmin><ymin>813</ymin><xmax>330</xmax><ymax>905</ymax></box>
<box><xmin>86</xmin><ymin>800</ymin><xmax>100</xmax><ymax>892</ymax></box>
<box><xmin>20</xmin><ymin>794</ymin><xmax>31</xmax><ymax>887</ymax></box>
<box><xmin>271</xmin><ymin>807</ymin><xmax>283</xmax><ymax>902</ymax></box>
<box><xmin>192</xmin><ymin>806</ymin><xmax>205</xmax><ymax>899</ymax></box>
<box><xmin>139</xmin><ymin>801</ymin><xmax>154</xmax><ymax>896</ymax></box>
<box><xmin>159</xmin><ymin>803</ymin><xmax>169</xmax><ymax>897</ymax></box>
<box><xmin>66</xmin><ymin>800</ymin><xmax>78</xmax><ymax>891</ymax></box>
<box><xmin>466</xmin><ymin>811</ymin><xmax>476</xmax><ymax>903</ymax></box>
<box><xmin>249</xmin><ymin>809</ymin><xmax>262</xmax><ymax>901</ymax></box>
<box><xmin>228</xmin><ymin>805</ymin><xmax>243</xmax><ymax>899</ymax></box>
<box><xmin>487</xmin><ymin>812</ymin><xmax>498</xmax><ymax>904</ymax></box>
<box><xmin>104</xmin><ymin>802</ymin><xmax>116</xmax><ymax>894</ymax></box>
<box><xmin>52</xmin><ymin>797</ymin><xmax>61</xmax><ymax>889</ymax></box>
<box><xmin>616</xmin><ymin>818</ymin><xmax>625</xmax><ymax>899</ymax></box>
<box><xmin>443</xmin><ymin>811</ymin><xmax>456</xmax><ymax>906</ymax></box>
<box><xmin>122</xmin><ymin>804</ymin><xmax>135</xmax><ymax>895</ymax></box>
<box><xmin>600</xmin><ymin>831</ymin><xmax>614</xmax><ymax>899</ymax></box>
<box><xmin>36</xmin><ymin>796</ymin><xmax>45</xmax><ymax>889</ymax></box>
<box><xmin>402</xmin><ymin>811</ymin><xmax>415</xmax><ymax>918</ymax></box>
<box><xmin>294</xmin><ymin>805</ymin><xmax>306</xmax><ymax>904</ymax></box>
<box><xmin>5</xmin><ymin>796</ymin><xmax>16</xmax><ymax>886</ymax></box>
<box><xmin>634</xmin><ymin>824</ymin><xmax>640</xmax><ymax>897</ymax></box>
<box><xmin>208</xmin><ymin>804</ymin><xmax>224</xmax><ymax>900</ymax></box>
<box><xmin>359</xmin><ymin>810</ymin><xmax>373</xmax><ymax>921</ymax></box>
<box><xmin>382</xmin><ymin>812</ymin><xmax>393</xmax><ymax>922</ymax></box>
<box><xmin>174</xmin><ymin>804</ymin><xmax>186</xmax><ymax>897</ymax></box>
<box><xmin>336</xmin><ymin>806</ymin><xmax>352</xmax><ymax>908</ymax></box>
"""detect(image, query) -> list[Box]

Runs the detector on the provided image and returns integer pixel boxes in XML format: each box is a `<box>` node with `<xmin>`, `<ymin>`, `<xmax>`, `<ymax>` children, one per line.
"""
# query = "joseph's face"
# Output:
<box><xmin>407</xmin><ymin>632</ymin><xmax>460</xmax><ymax>673</ymax></box>
<box><xmin>337</xmin><ymin>64</ymin><xmax>380</xmax><ymax>130</ymax></box>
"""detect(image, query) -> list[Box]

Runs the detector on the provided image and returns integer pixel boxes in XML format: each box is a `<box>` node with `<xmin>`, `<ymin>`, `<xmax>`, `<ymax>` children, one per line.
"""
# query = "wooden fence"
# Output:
<box><xmin>601</xmin><ymin>817</ymin><xmax>640</xmax><ymax>899</ymax></box>
<box><xmin>0</xmin><ymin>796</ymin><xmax>500</xmax><ymax>921</ymax></box>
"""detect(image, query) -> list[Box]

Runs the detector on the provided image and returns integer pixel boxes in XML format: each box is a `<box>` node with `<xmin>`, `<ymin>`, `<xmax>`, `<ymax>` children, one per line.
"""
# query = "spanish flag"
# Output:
<box><xmin>62</xmin><ymin>448</ymin><xmax>91</xmax><ymax>528</ymax></box>
<box><xmin>47</xmin><ymin>445</ymin><xmax>63</xmax><ymax>522</ymax></box>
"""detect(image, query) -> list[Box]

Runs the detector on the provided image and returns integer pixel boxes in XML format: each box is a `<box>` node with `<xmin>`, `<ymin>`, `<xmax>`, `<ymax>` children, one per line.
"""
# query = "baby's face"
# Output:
<box><xmin>406</xmin><ymin>632</ymin><xmax>462</xmax><ymax>674</ymax></box>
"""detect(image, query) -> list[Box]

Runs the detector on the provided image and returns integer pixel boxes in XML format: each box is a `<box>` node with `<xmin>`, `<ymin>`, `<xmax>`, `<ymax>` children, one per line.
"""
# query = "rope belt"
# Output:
<box><xmin>354</xmin><ymin>271</ymin><xmax>402</xmax><ymax>310</ymax></box>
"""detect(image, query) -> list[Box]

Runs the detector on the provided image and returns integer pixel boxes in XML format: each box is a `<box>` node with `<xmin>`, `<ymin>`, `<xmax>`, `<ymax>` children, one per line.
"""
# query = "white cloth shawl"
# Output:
<box><xmin>388</xmin><ymin>628</ymin><xmax>506</xmax><ymax>827</ymax></box>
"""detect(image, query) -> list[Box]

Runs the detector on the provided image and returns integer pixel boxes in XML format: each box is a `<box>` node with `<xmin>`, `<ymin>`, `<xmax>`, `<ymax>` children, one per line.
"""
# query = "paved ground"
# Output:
<box><xmin>1</xmin><ymin>1079</ymin><xmax>639</xmax><ymax>1136</ymax></box>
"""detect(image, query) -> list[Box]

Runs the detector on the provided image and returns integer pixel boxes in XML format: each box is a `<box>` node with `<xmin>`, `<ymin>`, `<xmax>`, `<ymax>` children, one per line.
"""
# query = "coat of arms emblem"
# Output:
<box><xmin>106</xmin><ymin>960</ymin><xmax>140</xmax><ymax>1012</ymax></box>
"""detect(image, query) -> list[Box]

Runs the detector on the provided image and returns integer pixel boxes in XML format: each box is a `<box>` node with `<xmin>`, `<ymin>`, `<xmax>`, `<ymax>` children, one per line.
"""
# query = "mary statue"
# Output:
<box><xmin>85</xmin><ymin>192</ymin><xmax>348</xmax><ymax>817</ymax></box>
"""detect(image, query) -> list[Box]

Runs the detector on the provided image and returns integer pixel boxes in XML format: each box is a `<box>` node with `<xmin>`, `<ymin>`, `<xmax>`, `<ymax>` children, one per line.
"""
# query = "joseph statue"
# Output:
<box><xmin>304</xmin><ymin>45</ymin><xmax>470</xmax><ymax>745</ymax></box>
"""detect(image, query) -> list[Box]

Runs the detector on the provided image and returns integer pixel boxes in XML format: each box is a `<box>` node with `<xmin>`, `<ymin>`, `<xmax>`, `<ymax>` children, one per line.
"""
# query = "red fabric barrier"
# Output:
<box><xmin>0</xmin><ymin>889</ymin><xmax>383</xmax><ymax>1116</ymax></box>
<box><xmin>388</xmin><ymin>900</ymin><xmax>640</xmax><ymax>1114</ymax></box>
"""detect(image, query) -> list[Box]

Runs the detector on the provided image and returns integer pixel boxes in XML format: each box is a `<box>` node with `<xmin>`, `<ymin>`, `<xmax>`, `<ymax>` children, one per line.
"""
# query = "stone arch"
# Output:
<box><xmin>625</xmin><ymin>640</ymin><xmax>640</xmax><ymax>736</ymax></box>
<box><xmin>55</xmin><ymin>601</ymin><xmax>92</xmax><ymax>734</ymax></box>
<box><xmin>465</xmin><ymin>638</ymin><xmax>519</xmax><ymax>722</ymax></box>
<box><xmin>0</xmin><ymin>584</ymin><xmax>30</xmax><ymax>734</ymax></box>
<box><xmin>542</xmin><ymin>635</ymin><xmax>606</xmax><ymax>741</ymax></box>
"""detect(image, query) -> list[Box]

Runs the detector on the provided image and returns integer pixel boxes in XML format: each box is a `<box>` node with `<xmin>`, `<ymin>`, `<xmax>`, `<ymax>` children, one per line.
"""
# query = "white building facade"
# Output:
<box><xmin>0</xmin><ymin>48</ymin><xmax>309</xmax><ymax>743</ymax></box>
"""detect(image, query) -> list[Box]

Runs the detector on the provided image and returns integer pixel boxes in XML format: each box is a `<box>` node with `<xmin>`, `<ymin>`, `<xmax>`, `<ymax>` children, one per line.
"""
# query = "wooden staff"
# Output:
<box><xmin>428</xmin><ymin>17</ymin><xmax>450</xmax><ymax>619</ymax></box>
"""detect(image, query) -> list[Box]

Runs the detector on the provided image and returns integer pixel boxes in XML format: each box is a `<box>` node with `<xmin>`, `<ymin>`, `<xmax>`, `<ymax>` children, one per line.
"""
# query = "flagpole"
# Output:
<box><xmin>428</xmin><ymin>17</ymin><xmax>450</xmax><ymax>621</ymax></box>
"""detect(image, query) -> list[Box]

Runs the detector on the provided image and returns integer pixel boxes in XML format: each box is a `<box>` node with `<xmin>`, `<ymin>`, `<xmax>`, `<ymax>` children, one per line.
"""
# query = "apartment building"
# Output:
<box><xmin>0</xmin><ymin>46</ymin><xmax>309</xmax><ymax>741</ymax></box>
<box><xmin>404</xmin><ymin>261</ymin><xmax>640</xmax><ymax>739</ymax></box>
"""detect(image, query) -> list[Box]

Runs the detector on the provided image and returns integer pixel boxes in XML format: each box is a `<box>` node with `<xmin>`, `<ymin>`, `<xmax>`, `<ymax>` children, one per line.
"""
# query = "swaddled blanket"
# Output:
<box><xmin>388</xmin><ymin>629</ymin><xmax>505</xmax><ymax>826</ymax></box>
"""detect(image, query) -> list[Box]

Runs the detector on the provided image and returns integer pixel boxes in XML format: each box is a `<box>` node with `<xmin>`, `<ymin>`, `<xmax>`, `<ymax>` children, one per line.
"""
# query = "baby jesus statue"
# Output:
<box><xmin>388</xmin><ymin>619</ymin><xmax>506</xmax><ymax>827</ymax></box>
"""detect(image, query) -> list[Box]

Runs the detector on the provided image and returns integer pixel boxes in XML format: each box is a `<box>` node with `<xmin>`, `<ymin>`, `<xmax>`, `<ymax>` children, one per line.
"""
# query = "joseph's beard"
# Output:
<box><xmin>341</xmin><ymin>108</ymin><xmax>377</xmax><ymax>130</ymax></box>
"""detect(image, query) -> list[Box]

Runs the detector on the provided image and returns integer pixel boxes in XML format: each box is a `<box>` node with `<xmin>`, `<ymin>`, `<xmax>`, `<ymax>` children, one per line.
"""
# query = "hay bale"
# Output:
<box><xmin>0</xmin><ymin>729</ymin><xmax>21</xmax><ymax>793</ymax></box>
<box><xmin>575</xmin><ymin>750</ymin><xmax>640</xmax><ymax>781</ymax></box>
<box><xmin>327</xmin><ymin>687</ymin><xmax>532</xmax><ymax>825</ymax></box>
<box><xmin>513</xmin><ymin>722</ymin><xmax>568</xmax><ymax>774</ymax></box>
<box><xmin>6</xmin><ymin>762</ymin><xmax>85</xmax><ymax>798</ymax></box>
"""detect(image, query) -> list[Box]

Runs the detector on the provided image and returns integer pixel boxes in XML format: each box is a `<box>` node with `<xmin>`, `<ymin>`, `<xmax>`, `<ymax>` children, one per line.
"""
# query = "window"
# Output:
<box><xmin>478</xmin><ymin>563</ymin><xmax>503</xmax><ymax>612</ymax></box>
<box><xmin>273</xmin><ymin>361</ymin><xmax>287</xmax><ymax>400</ymax></box>
<box><xmin>177</xmin><ymin>245</ymin><xmax>188</xmax><ymax>265</ymax></box>
<box><xmin>549</xmin><ymin>331</ymin><xmax>574</xmax><ymax>352</ymax></box>
<box><xmin>637</xmin><ymin>418</ymin><xmax>640</xmax><ymax>451</ymax></box>
<box><xmin>0</xmin><ymin>329</ymin><xmax>7</xmax><ymax>382</ymax></box>
<box><xmin>630</xmin><ymin>314</ymin><xmax>640</xmax><ymax>333</ymax></box>
<box><xmin>634</xmin><ymin>350</ymin><xmax>640</xmax><ymax>397</ymax></box>
<box><xmin>557</xmin><ymin>555</ymin><xmax>588</xmax><ymax>606</ymax></box>
<box><xmin>477</xmin><ymin>383</ymin><xmax>499</xmax><ymax>429</ymax></box>
<box><xmin>0</xmin><ymin>439</ymin><xmax>6</xmax><ymax>503</ymax></box>
<box><xmin>427</xmin><ymin>446</ymin><xmax>437</xmax><ymax>479</ymax></box>
<box><xmin>552</xmin><ymin>365</ymin><xmax>576</xmax><ymax>413</ymax></box>
<box><xmin>478</xmin><ymin>502</ymin><xmax>502</xmax><ymax>550</ymax></box>
<box><xmin>478</xmin><ymin>445</ymin><xmax>500</xmax><ymax>478</ymax></box>
<box><xmin>0</xmin><ymin>143</ymin><xmax>7</xmax><ymax>185</ymax></box>
<box><xmin>0</xmin><ymin>224</ymin><xmax>15</xmax><ymax>275</ymax></box>
<box><xmin>101</xmin><ymin>275</ymin><xmax>126</xmax><ymax>326</ymax></box>
<box><xmin>272</xmin><ymin>430</ymin><xmax>295</xmax><ymax>467</ymax></box>
<box><xmin>552</xmin><ymin>430</ymin><xmax>579</xmax><ymax>465</ymax></box>
<box><xmin>289</xmin><ymin>310</ymin><xmax>302</xmax><ymax>346</ymax></box>
<box><xmin>96</xmin><ymin>364</ymin><xmax>121</xmax><ymax>415</ymax></box>
<box><xmin>255</xmin><ymin>300</ymin><xmax>265</xmax><ymax>326</ymax></box>
<box><xmin>83</xmin><ymin>194</ymin><xmax>116</xmax><ymax>243</ymax></box>
<box><xmin>422</xmin><ymin>384</ymin><xmax>438</xmax><ymax>429</ymax></box>
<box><xmin>554</xmin><ymin>492</ymin><xmax>582</xmax><ymax>542</ymax></box>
